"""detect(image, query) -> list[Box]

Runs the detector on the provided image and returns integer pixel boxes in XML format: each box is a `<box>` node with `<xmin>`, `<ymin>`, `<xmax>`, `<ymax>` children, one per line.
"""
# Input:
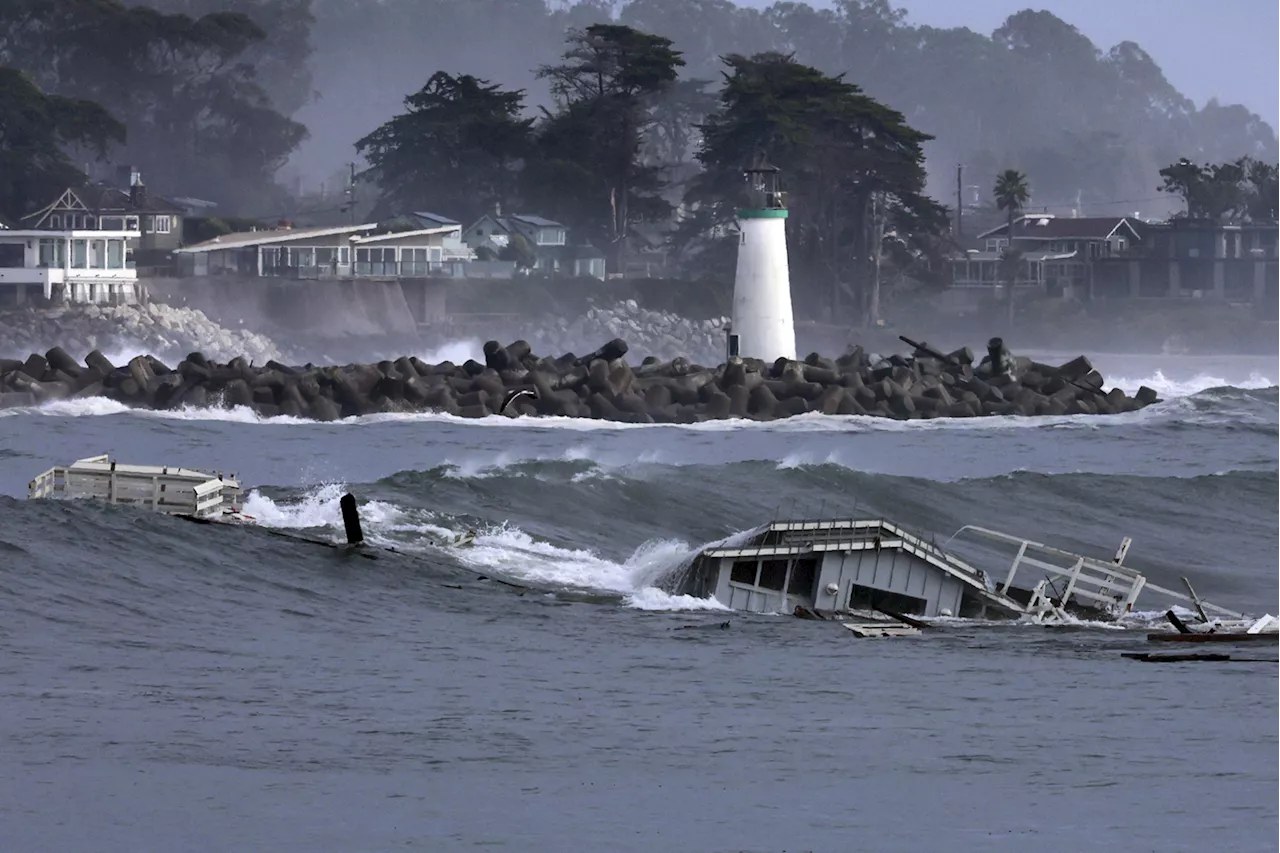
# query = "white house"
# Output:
<box><xmin>174</xmin><ymin>220</ymin><xmax>505</xmax><ymax>279</ymax></box>
<box><xmin>462</xmin><ymin>213</ymin><xmax>605</xmax><ymax>279</ymax></box>
<box><xmin>0</xmin><ymin>222</ymin><xmax>141</xmax><ymax>305</ymax></box>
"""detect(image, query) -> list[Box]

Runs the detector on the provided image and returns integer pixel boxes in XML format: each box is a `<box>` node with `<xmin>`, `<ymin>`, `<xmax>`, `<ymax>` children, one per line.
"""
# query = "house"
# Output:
<box><xmin>462</xmin><ymin>212</ymin><xmax>605</xmax><ymax>279</ymax></box>
<box><xmin>0</xmin><ymin>219</ymin><xmax>141</xmax><ymax>306</ymax></box>
<box><xmin>952</xmin><ymin>214</ymin><xmax>1144</xmax><ymax>297</ymax></box>
<box><xmin>173</xmin><ymin>219</ymin><xmax>515</xmax><ymax>279</ymax></box>
<box><xmin>1090</xmin><ymin>218</ymin><xmax>1278</xmax><ymax>305</ymax></box>
<box><xmin>20</xmin><ymin>169</ymin><xmax>187</xmax><ymax>263</ymax></box>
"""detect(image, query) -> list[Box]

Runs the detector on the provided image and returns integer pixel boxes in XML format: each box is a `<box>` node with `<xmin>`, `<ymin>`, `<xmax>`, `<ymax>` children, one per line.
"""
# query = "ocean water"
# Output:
<box><xmin>0</xmin><ymin>353</ymin><xmax>1276</xmax><ymax>852</ymax></box>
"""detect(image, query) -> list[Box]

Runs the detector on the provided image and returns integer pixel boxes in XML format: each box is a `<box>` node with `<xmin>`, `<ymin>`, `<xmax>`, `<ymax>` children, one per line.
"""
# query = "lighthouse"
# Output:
<box><xmin>730</xmin><ymin>163</ymin><xmax>796</xmax><ymax>363</ymax></box>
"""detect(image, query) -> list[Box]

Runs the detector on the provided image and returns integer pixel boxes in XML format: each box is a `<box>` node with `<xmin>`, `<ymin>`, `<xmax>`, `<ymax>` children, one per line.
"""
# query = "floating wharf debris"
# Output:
<box><xmin>28</xmin><ymin>453</ymin><xmax>243</xmax><ymax>519</ymax></box>
<box><xmin>681</xmin><ymin>517</ymin><xmax>1265</xmax><ymax>636</ymax></box>
<box><xmin>25</xmin><ymin>454</ymin><xmax>1275</xmax><ymax>643</ymax></box>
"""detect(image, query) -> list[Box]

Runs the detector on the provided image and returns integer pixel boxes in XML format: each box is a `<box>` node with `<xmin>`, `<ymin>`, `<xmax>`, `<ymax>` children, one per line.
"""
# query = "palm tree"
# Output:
<box><xmin>993</xmin><ymin>169</ymin><xmax>1030</xmax><ymax>325</ymax></box>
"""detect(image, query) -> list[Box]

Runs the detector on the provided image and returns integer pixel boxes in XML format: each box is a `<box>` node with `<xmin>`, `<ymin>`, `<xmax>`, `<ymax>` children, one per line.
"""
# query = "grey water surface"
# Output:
<box><xmin>0</xmin><ymin>356</ymin><xmax>1275</xmax><ymax>852</ymax></box>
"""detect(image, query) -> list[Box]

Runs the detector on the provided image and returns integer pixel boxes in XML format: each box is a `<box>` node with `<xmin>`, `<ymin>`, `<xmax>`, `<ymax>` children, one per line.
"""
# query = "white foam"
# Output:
<box><xmin>455</xmin><ymin>526</ymin><xmax>694</xmax><ymax>593</ymax></box>
<box><xmin>99</xmin><ymin>339</ymin><xmax>155</xmax><ymax>366</ymax></box>
<box><xmin>1105</xmin><ymin>369</ymin><xmax>1275</xmax><ymax>398</ymax></box>
<box><xmin>0</xmin><ymin>401</ymin><xmax>1209</xmax><ymax>437</ymax></box>
<box><xmin>777</xmin><ymin>450</ymin><xmax>843</xmax><ymax>469</ymax></box>
<box><xmin>0</xmin><ymin>397</ymin><xmax>313</xmax><ymax>424</ymax></box>
<box><xmin>417</xmin><ymin>339</ymin><xmax>482</xmax><ymax>366</ymax></box>
<box><xmin>624</xmin><ymin>588</ymin><xmax>732</xmax><ymax>611</ymax></box>
<box><xmin>240</xmin><ymin>485</ymin><xmax>452</xmax><ymax>544</ymax></box>
<box><xmin>242</xmin><ymin>485</ymin><xmax>722</xmax><ymax>611</ymax></box>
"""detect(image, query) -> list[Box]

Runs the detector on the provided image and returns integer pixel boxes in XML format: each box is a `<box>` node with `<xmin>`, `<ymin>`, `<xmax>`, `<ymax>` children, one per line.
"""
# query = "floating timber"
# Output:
<box><xmin>843</xmin><ymin>621</ymin><xmax>922</xmax><ymax>639</ymax></box>
<box><xmin>1147</xmin><ymin>631</ymin><xmax>1279</xmax><ymax>644</ymax></box>
<box><xmin>28</xmin><ymin>453</ymin><xmax>243</xmax><ymax>519</ymax></box>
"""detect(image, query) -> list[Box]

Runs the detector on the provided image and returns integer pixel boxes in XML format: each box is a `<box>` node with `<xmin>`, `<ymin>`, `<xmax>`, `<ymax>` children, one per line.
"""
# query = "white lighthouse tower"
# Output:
<box><xmin>729</xmin><ymin>163</ymin><xmax>796</xmax><ymax>363</ymax></box>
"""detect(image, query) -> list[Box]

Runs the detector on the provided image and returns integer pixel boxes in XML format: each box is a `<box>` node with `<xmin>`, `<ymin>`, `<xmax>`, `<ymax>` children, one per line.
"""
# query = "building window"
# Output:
<box><xmin>49</xmin><ymin>214</ymin><xmax>61</xmax><ymax>229</ymax></box>
<box><xmin>125</xmin><ymin>216</ymin><xmax>139</xmax><ymax>231</ymax></box>
<box><xmin>154</xmin><ymin>215</ymin><xmax>172</xmax><ymax>234</ymax></box>
<box><xmin>90</xmin><ymin>239</ymin><xmax>106</xmax><ymax>269</ymax></box>
<box><xmin>71</xmin><ymin>240</ymin><xmax>86</xmax><ymax>268</ymax></box>
<box><xmin>38</xmin><ymin>239</ymin><xmax>60</xmax><ymax>268</ymax></box>
<box><xmin>729</xmin><ymin>560</ymin><xmax>758</xmax><ymax>585</ymax></box>
<box><xmin>84</xmin><ymin>216</ymin><xmax>96</xmax><ymax>229</ymax></box>
<box><xmin>107</xmin><ymin>240</ymin><xmax>124</xmax><ymax>269</ymax></box>
<box><xmin>339</xmin><ymin>247</ymin><xmax>349</xmax><ymax>265</ymax></box>
<box><xmin>536</xmin><ymin>227</ymin><xmax>566</xmax><ymax>246</ymax></box>
<box><xmin>787</xmin><ymin>558</ymin><xmax>818</xmax><ymax>596</ymax></box>
<box><xmin>354</xmin><ymin>246</ymin><xmax>396</xmax><ymax>274</ymax></box>
<box><xmin>758</xmin><ymin>559</ymin><xmax>789</xmax><ymax>591</ymax></box>
<box><xmin>402</xmin><ymin>247</ymin><xmax>430</xmax><ymax>275</ymax></box>
<box><xmin>0</xmin><ymin>242</ymin><xmax>24</xmax><ymax>268</ymax></box>
<box><xmin>100</xmin><ymin>216</ymin><xmax>124</xmax><ymax>231</ymax></box>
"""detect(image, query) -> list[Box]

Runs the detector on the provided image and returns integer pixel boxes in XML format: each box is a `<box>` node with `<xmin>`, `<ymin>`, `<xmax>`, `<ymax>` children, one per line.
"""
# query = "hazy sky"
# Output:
<box><xmin>739</xmin><ymin>0</ymin><xmax>1280</xmax><ymax>128</ymax></box>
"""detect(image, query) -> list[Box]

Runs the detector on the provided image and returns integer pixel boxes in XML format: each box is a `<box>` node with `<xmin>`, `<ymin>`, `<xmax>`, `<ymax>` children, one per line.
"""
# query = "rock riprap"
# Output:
<box><xmin>0</xmin><ymin>303</ymin><xmax>283</xmax><ymax>366</ymax></box>
<box><xmin>518</xmin><ymin>301</ymin><xmax>729</xmax><ymax>366</ymax></box>
<box><xmin>0</xmin><ymin>337</ymin><xmax>1160</xmax><ymax>422</ymax></box>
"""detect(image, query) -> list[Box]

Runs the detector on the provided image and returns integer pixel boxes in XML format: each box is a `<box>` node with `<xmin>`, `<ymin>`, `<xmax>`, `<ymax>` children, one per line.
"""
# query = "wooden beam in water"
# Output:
<box><xmin>340</xmin><ymin>492</ymin><xmax>364</xmax><ymax>546</ymax></box>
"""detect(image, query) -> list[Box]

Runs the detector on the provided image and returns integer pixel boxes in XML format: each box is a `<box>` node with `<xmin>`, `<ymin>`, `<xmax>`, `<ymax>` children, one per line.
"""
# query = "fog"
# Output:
<box><xmin>275</xmin><ymin>0</ymin><xmax>1277</xmax><ymax>216</ymax></box>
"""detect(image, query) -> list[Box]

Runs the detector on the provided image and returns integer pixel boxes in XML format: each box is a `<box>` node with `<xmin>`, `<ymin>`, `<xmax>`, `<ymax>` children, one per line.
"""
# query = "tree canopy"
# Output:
<box><xmin>688</xmin><ymin>51</ymin><xmax>947</xmax><ymax>320</ymax></box>
<box><xmin>0</xmin><ymin>0</ymin><xmax>306</xmax><ymax>213</ymax></box>
<box><xmin>337</xmin><ymin>1</ymin><xmax>1273</xmax><ymax>211</ymax></box>
<box><xmin>526</xmin><ymin>24</ymin><xmax>686</xmax><ymax>270</ymax></box>
<box><xmin>356</xmin><ymin>72</ymin><xmax>533</xmax><ymax>223</ymax></box>
<box><xmin>1158</xmin><ymin>157</ymin><xmax>1279</xmax><ymax>223</ymax></box>
<box><xmin>0</xmin><ymin>67</ymin><xmax>126</xmax><ymax>223</ymax></box>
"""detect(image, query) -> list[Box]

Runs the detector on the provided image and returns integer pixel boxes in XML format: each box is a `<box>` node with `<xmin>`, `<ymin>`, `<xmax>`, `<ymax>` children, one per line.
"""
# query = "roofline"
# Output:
<box><xmin>0</xmin><ymin>229</ymin><xmax>141</xmax><ymax>238</ymax></box>
<box><xmin>175</xmin><ymin>223</ymin><xmax>380</xmax><ymax>253</ymax></box>
<box><xmin>352</xmin><ymin>225</ymin><xmax>459</xmax><ymax>244</ymax></box>
<box><xmin>976</xmin><ymin>215</ymin><xmax>1142</xmax><ymax>242</ymax></box>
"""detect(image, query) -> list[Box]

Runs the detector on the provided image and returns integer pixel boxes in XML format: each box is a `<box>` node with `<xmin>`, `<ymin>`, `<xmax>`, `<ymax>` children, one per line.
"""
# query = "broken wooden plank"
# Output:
<box><xmin>1123</xmin><ymin>652</ymin><xmax>1232</xmax><ymax>663</ymax></box>
<box><xmin>1147</xmin><ymin>631</ymin><xmax>1279</xmax><ymax>644</ymax></box>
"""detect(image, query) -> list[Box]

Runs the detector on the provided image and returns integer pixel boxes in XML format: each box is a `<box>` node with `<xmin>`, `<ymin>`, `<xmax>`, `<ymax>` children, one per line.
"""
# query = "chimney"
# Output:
<box><xmin>115</xmin><ymin>164</ymin><xmax>141</xmax><ymax>189</ymax></box>
<box><xmin>492</xmin><ymin>201</ymin><xmax>502</xmax><ymax>218</ymax></box>
<box><xmin>130</xmin><ymin>178</ymin><xmax>146</xmax><ymax>209</ymax></box>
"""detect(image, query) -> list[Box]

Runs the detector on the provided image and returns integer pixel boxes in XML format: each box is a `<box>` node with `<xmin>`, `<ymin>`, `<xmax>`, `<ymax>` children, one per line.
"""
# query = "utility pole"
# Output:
<box><xmin>955</xmin><ymin>163</ymin><xmax>963</xmax><ymax>238</ymax></box>
<box><xmin>343</xmin><ymin>162</ymin><xmax>357</xmax><ymax>224</ymax></box>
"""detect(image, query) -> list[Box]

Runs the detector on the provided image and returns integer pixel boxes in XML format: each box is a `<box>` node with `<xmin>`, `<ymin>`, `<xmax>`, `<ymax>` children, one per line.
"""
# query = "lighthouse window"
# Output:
<box><xmin>730</xmin><ymin>560</ymin><xmax>758</xmax><ymax>585</ymax></box>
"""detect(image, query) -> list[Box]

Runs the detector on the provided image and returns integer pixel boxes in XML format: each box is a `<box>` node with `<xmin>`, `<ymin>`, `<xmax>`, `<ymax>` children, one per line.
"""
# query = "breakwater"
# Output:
<box><xmin>0</xmin><ymin>334</ymin><xmax>1158</xmax><ymax>423</ymax></box>
<box><xmin>0</xmin><ymin>337</ymin><xmax>1158</xmax><ymax>422</ymax></box>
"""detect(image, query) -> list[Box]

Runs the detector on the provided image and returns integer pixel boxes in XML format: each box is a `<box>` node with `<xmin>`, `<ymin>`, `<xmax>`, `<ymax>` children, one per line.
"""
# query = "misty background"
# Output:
<box><xmin>97</xmin><ymin>0</ymin><xmax>1278</xmax><ymax>220</ymax></box>
<box><xmin>280</xmin><ymin>0</ymin><xmax>1280</xmax><ymax>219</ymax></box>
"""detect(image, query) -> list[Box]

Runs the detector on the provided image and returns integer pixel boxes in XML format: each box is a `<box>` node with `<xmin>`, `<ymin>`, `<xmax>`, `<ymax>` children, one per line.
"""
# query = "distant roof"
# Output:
<box><xmin>509</xmin><ymin>214</ymin><xmax>563</xmax><ymax>228</ymax></box>
<box><xmin>547</xmin><ymin>243</ymin><xmax>606</xmax><ymax>260</ymax></box>
<box><xmin>352</xmin><ymin>225</ymin><xmax>461</xmax><ymax>244</ymax></box>
<box><xmin>175</xmin><ymin>223</ymin><xmax>380</xmax><ymax>253</ymax></box>
<box><xmin>410</xmin><ymin>211</ymin><xmax>461</xmax><ymax>227</ymax></box>
<box><xmin>23</xmin><ymin>185</ymin><xmax>185</xmax><ymax>222</ymax></box>
<box><xmin>978</xmin><ymin>215</ymin><xmax>1141</xmax><ymax>241</ymax></box>
<box><xmin>169</xmin><ymin>196</ymin><xmax>219</xmax><ymax>212</ymax></box>
<box><xmin>955</xmin><ymin>250</ymin><xmax>1078</xmax><ymax>262</ymax></box>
